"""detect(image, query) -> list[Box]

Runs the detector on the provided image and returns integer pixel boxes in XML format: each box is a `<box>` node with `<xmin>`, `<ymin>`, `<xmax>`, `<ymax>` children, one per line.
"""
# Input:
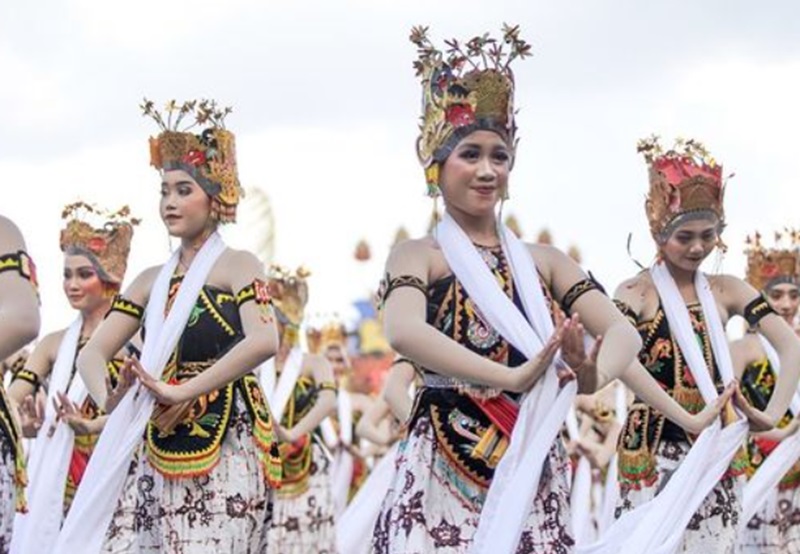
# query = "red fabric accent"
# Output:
<box><xmin>754</xmin><ymin>436</ymin><xmax>779</xmax><ymax>457</ymax></box>
<box><xmin>474</xmin><ymin>395</ymin><xmax>519</xmax><ymax>437</ymax></box>
<box><xmin>69</xmin><ymin>451</ymin><xmax>89</xmax><ymax>487</ymax></box>
<box><xmin>653</xmin><ymin>157</ymin><xmax>722</xmax><ymax>188</ymax></box>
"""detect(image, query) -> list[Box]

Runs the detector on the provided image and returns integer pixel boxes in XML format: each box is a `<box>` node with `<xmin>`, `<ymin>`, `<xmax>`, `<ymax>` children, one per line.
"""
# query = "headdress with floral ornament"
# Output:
<box><xmin>411</xmin><ymin>24</ymin><xmax>532</xmax><ymax>196</ymax></box>
<box><xmin>638</xmin><ymin>135</ymin><xmax>728</xmax><ymax>244</ymax></box>
<box><xmin>268</xmin><ymin>265</ymin><xmax>311</xmax><ymax>345</ymax></box>
<box><xmin>141</xmin><ymin>98</ymin><xmax>243</xmax><ymax>223</ymax></box>
<box><xmin>60</xmin><ymin>201</ymin><xmax>139</xmax><ymax>286</ymax></box>
<box><xmin>745</xmin><ymin>229</ymin><xmax>800</xmax><ymax>292</ymax></box>
<box><xmin>306</xmin><ymin>319</ymin><xmax>348</xmax><ymax>355</ymax></box>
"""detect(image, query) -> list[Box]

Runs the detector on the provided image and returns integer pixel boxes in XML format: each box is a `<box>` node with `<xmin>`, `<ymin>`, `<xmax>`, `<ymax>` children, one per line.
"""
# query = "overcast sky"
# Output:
<box><xmin>2</xmin><ymin>0</ymin><xmax>799</xmax><ymax>333</ymax></box>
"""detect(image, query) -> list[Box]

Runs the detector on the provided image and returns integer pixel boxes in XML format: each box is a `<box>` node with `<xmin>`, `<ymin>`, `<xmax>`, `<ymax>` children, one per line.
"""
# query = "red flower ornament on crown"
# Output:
<box><xmin>411</xmin><ymin>24</ymin><xmax>532</xmax><ymax>197</ymax></box>
<box><xmin>60</xmin><ymin>201</ymin><xmax>139</xmax><ymax>286</ymax></box>
<box><xmin>141</xmin><ymin>98</ymin><xmax>243</xmax><ymax>223</ymax></box>
<box><xmin>638</xmin><ymin>135</ymin><xmax>728</xmax><ymax>243</ymax></box>
<box><xmin>744</xmin><ymin>229</ymin><xmax>800</xmax><ymax>292</ymax></box>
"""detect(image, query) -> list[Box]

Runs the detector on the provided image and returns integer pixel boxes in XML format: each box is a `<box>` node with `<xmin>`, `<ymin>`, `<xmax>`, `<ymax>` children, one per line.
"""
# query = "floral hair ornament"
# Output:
<box><xmin>411</xmin><ymin>24</ymin><xmax>532</xmax><ymax>197</ymax></box>
<box><xmin>141</xmin><ymin>98</ymin><xmax>243</xmax><ymax>223</ymax></box>
<box><xmin>60</xmin><ymin>201</ymin><xmax>140</xmax><ymax>286</ymax></box>
<box><xmin>745</xmin><ymin>229</ymin><xmax>800</xmax><ymax>292</ymax></box>
<box><xmin>638</xmin><ymin>135</ymin><xmax>732</xmax><ymax>248</ymax></box>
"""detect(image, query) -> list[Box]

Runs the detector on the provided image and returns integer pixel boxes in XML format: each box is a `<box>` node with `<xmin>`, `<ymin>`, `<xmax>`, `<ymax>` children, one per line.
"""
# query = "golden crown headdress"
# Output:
<box><xmin>60</xmin><ymin>201</ymin><xmax>139</xmax><ymax>285</ymax></box>
<box><xmin>306</xmin><ymin>320</ymin><xmax>347</xmax><ymax>355</ymax></box>
<box><xmin>745</xmin><ymin>229</ymin><xmax>800</xmax><ymax>292</ymax></box>
<box><xmin>141</xmin><ymin>98</ymin><xmax>242</xmax><ymax>223</ymax></box>
<box><xmin>411</xmin><ymin>24</ymin><xmax>532</xmax><ymax>196</ymax></box>
<box><xmin>268</xmin><ymin>265</ymin><xmax>311</xmax><ymax>328</ymax></box>
<box><xmin>638</xmin><ymin>135</ymin><xmax>727</xmax><ymax>241</ymax></box>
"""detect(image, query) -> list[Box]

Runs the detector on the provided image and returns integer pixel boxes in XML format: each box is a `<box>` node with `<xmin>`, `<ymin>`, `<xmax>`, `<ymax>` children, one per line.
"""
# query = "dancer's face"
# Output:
<box><xmin>159</xmin><ymin>170</ymin><xmax>214</xmax><ymax>239</ymax></box>
<box><xmin>766</xmin><ymin>283</ymin><xmax>800</xmax><ymax>325</ymax></box>
<box><xmin>439</xmin><ymin>130</ymin><xmax>511</xmax><ymax>217</ymax></box>
<box><xmin>325</xmin><ymin>344</ymin><xmax>349</xmax><ymax>380</ymax></box>
<box><xmin>63</xmin><ymin>254</ymin><xmax>108</xmax><ymax>312</ymax></box>
<box><xmin>660</xmin><ymin>218</ymin><xmax>719</xmax><ymax>273</ymax></box>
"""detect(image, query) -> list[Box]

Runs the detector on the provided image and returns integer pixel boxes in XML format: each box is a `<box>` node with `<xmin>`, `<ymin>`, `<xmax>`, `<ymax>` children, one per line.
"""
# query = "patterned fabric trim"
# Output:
<box><xmin>235</xmin><ymin>278</ymin><xmax>272</xmax><ymax>307</ymax></box>
<box><xmin>11</xmin><ymin>368</ymin><xmax>40</xmax><ymax>391</ymax></box>
<box><xmin>0</xmin><ymin>383</ymin><xmax>27</xmax><ymax>512</ymax></box>
<box><xmin>613</xmin><ymin>299</ymin><xmax>638</xmax><ymax>327</ymax></box>
<box><xmin>0</xmin><ymin>250</ymin><xmax>38</xmax><ymax>291</ymax></box>
<box><xmin>107</xmin><ymin>295</ymin><xmax>144</xmax><ymax>321</ymax></box>
<box><xmin>146</xmin><ymin>379</ymin><xmax>235</xmax><ymax>478</ymax></box>
<box><xmin>238</xmin><ymin>373</ymin><xmax>282</xmax><ymax>488</ymax></box>
<box><xmin>317</xmin><ymin>381</ymin><xmax>337</xmax><ymax>393</ymax></box>
<box><xmin>561</xmin><ymin>275</ymin><xmax>606</xmax><ymax>313</ymax></box>
<box><xmin>743</xmin><ymin>295</ymin><xmax>776</xmax><ymax>329</ymax></box>
<box><xmin>378</xmin><ymin>272</ymin><xmax>427</xmax><ymax>307</ymax></box>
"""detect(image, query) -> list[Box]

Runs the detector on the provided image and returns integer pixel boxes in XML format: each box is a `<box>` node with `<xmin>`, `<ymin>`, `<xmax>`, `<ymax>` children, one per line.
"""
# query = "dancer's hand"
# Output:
<box><xmin>128</xmin><ymin>356</ymin><xmax>190</xmax><ymax>406</ymax></box>
<box><xmin>733</xmin><ymin>383</ymin><xmax>775</xmax><ymax>432</ymax></box>
<box><xmin>505</xmin><ymin>322</ymin><xmax>565</xmax><ymax>393</ymax></box>
<box><xmin>104</xmin><ymin>357</ymin><xmax>136</xmax><ymax>413</ymax></box>
<box><xmin>54</xmin><ymin>391</ymin><xmax>105</xmax><ymax>435</ymax></box>
<box><xmin>684</xmin><ymin>383</ymin><xmax>736</xmax><ymax>435</ymax></box>
<box><xmin>17</xmin><ymin>392</ymin><xmax>44</xmax><ymax>438</ymax></box>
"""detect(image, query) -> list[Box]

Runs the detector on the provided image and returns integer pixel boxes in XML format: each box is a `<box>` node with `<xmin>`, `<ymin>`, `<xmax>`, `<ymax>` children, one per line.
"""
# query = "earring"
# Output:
<box><xmin>425</xmin><ymin>164</ymin><xmax>441</xmax><ymax>198</ymax></box>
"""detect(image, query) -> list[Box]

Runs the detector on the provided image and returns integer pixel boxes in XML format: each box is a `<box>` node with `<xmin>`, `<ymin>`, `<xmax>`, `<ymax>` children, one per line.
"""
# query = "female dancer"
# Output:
<box><xmin>612</xmin><ymin>137</ymin><xmax>800</xmax><ymax>552</ymax></box>
<box><xmin>9</xmin><ymin>203</ymin><xmax>136</xmax><ymax>554</ymax></box>
<box><xmin>265</xmin><ymin>267</ymin><xmax>337</xmax><ymax>553</ymax></box>
<box><xmin>734</xmin><ymin>230</ymin><xmax>800</xmax><ymax>553</ymax></box>
<box><xmin>372</xmin><ymin>26</ymin><xmax>728</xmax><ymax>554</ymax></box>
<box><xmin>54</xmin><ymin>99</ymin><xmax>282</xmax><ymax>554</ymax></box>
<box><xmin>0</xmin><ymin>215</ymin><xmax>40</xmax><ymax>554</ymax></box>
<box><xmin>316</xmin><ymin>323</ymin><xmax>375</xmax><ymax>509</ymax></box>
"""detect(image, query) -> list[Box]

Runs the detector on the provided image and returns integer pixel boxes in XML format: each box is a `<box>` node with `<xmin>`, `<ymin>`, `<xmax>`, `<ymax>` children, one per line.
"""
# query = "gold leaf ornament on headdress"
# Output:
<box><xmin>60</xmin><ymin>201</ymin><xmax>139</xmax><ymax>285</ymax></box>
<box><xmin>306</xmin><ymin>320</ymin><xmax>347</xmax><ymax>355</ymax></box>
<box><xmin>268</xmin><ymin>265</ymin><xmax>311</xmax><ymax>332</ymax></box>
<box><xmin>141</xmin><ymin>99</ymin><xmax>243</xmax><ymax>223</ymax></box>
<box><xmin>639</xmin><ymin>135</ymin><xmax>727</xmax><ymax>242</ymax></box>
<box><xmin>411</xmin><ymin>24</ymin><xmax>532</xmax><ymax>196</ymax></box>
<box><xmin>745</xmin><ymin>229</ymin><xmax>800</xmax><ymax>292</ymax></box>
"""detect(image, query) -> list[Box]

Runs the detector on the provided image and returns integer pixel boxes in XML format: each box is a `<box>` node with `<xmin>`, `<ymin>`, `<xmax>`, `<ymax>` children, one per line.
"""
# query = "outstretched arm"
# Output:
<box><xmin>0</xmin><ymin>216</ymin><xmax>40</xmax><ymax>360</ymax></box>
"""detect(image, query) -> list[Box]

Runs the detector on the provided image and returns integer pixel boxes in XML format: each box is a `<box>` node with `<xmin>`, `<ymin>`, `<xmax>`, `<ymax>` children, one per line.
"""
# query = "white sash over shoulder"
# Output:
<box><xmin>435</xmin><ymin>212</ymin><xmax>578</xmax><ymax>554</ymax></box>
<box><xmin>53</xmin><ymin>233</ymin><xmax>226</xmax><ymax>554</ymax></box>
<box><xmin>579</xmin><ymin>263</ymin><xmax>748</xmax><ymax>554</ymax></box>
<box><xmin>11</xmin><ymin>317</ymin><xmax>83</xmax><ymax>554</ymax></box>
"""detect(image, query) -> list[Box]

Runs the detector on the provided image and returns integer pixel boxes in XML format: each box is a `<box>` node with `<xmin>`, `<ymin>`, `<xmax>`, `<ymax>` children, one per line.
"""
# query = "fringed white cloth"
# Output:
<box><xmin>11</xmin><ymin>317</ymin><xmax>83</xmax><ymax>554</ymax></box>
<box><xmin>434</xmin><ymin>212</ymin><xmax>577</xmax><ymax>554</ymax></box>
<box><xmin>579</xmin><ymin>263</ymin><xmax>748</xmax><ymax>554</ymax></box>
<box><xmin>53</xmin><ymin>233</ymin><xmax>226</xmax><ymax>554</ymax></box>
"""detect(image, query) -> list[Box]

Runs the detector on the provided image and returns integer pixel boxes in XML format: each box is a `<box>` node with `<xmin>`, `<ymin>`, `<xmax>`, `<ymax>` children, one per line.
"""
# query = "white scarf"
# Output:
<box><xmin>336</xmin><ymin>441</ymin><xmax>400</xmax><ymax>554</ymax></box>
<box><xmin>53</xmin><ymin>233</ymin><xmax>226</xmax><ymax>554</ymax></box>
<box><xmin>596</xmin><ymin>382</ymin><xmax>628</xmax><ymax>534</ymax></box>
<box><xmin>265</xmin><ymin>346</ymin><xmax>303</xmax><ymax>425</ymax></box>
<box><xmin>740</xmin><ymin>335</ymin><xmax>800</xmax><ymax>524</ymax></box>
<box><xmin>580</xmin><ymin>263</ymin><xmax>748</xmax><ymax>554</ymax></box>
<box><xmin>435</xmin><ymin>212</ymin><xmax>577</xmax><ymax>554</ymax></box>
<box><xmin>329</xmin><ymin>388</ymin><xmax>355</xmax><ymax>515</ymax></box>
<box><xmin>567</xmin><ymin>405</ymin><xmax>596</xmax><ymax>545</ymax></box>
<box><xmin>11</xmin><ymin>317</ymin><xmax>83</xmax><ymax>554</ymax></box>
